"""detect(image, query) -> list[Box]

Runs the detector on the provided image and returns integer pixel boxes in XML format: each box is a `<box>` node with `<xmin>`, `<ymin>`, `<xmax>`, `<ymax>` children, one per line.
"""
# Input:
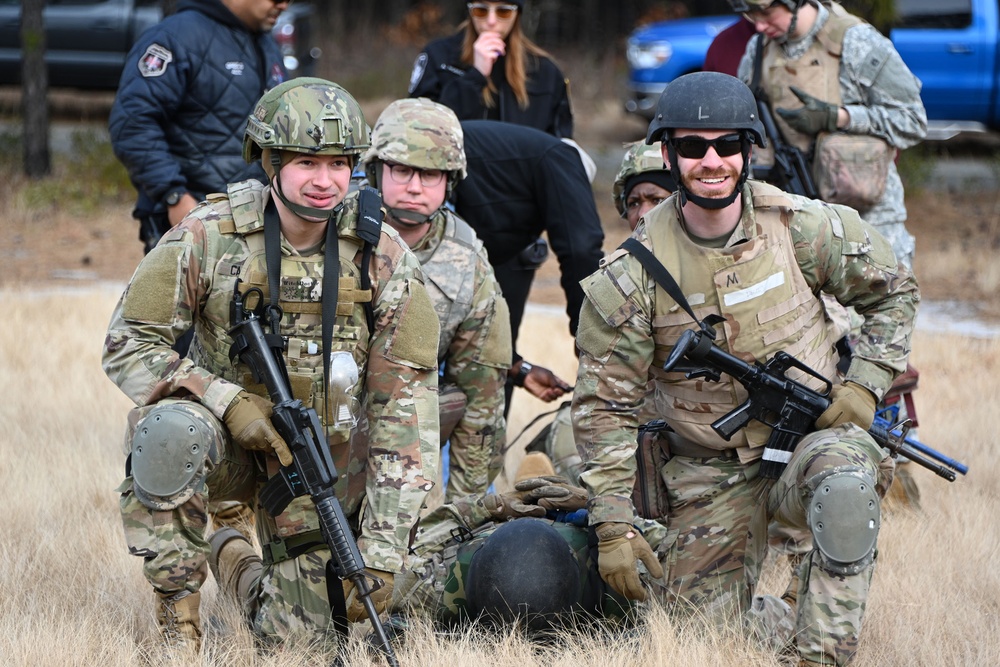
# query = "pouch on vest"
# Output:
<box><xmin>812</xmin><ymin>132</ymin><xmax>893</xmax><ymax>210</ymax></box>
<box><xmin>632</xmin><ymin>419</ymin><xmax>672</xmax><ymax>520</ymax></box>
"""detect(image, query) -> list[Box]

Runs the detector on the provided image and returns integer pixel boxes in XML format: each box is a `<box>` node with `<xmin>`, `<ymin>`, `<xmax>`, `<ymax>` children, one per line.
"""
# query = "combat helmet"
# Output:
<box><xmin>612</xmin><ymin>141</ymin><xmax>676</xmax><ymax>218</ymax></box>
<box><xmin>727</xmin><ymin>0</ymin><xmax>801</xmax><ymax>12</ymax></box>
<box><xmin>465</xmin><ymin>519</ymin><xmax>581</xmax><ymax>632</ymax></box>
<box><xmin>647</xmin><ymin>71</ymin><xmax>764</xmax><ymax>210</ymax></box>
<box><xmin>361</xmin><ymin>97</ymin><xmax>467</xmax><ymax>190</ymax></box>
<box><xmin>243</xmin><ymin>77</ymin><xmax>370</xmax><ymax>164</ymax></box>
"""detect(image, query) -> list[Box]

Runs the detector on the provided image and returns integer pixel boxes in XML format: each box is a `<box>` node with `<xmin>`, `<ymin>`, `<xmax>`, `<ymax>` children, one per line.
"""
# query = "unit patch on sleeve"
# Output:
<box><xmin>138</xmin><ymin>44</ymin><xmax>173</xmax><ymax>78</ymax></box>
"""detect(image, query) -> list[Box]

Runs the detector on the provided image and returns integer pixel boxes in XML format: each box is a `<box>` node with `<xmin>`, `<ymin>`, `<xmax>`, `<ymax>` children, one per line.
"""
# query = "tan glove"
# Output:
<box><xmin>481</xmin><ymin>491</ymin><xmax>548</xmax><ymax>520</ymax></box>
<box><xmin>596</xmin><ymin>522</ymin><xmax>664</xmax><ymax>602</ymax></box>
<box><xmin>342</xmin><ymin>568</ymin><xmax>394</xmax><ymax>623</ymax></box>
<box><xmin>223</xmin><ymin>391</ymin><xmax>293</xmax><ymax>466</ymax></box>
<box><xmin>514</xmin><ymin>476</ymin><xmax>589</xmax><ymax>512</ymax></box>
<box><xmin>816</xmin><ymin>381</ymin><xmax>877</xmax><ymax>430</ymax></box>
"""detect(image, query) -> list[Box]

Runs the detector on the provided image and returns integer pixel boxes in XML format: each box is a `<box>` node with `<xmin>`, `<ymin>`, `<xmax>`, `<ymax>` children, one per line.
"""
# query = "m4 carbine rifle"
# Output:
<box><xmin>228</xmin><ymin>283</ymin><xmax>399</xmax><ymax>667</ymax></box>
<box><xmin>752</xmin><ymin>88</ymin><xmax>820</xmax><ymax>200</ymax></box>
<box><xmin>663</xmin><ymin>323</ymin><xmax>967</xmax><ymax>482</ymax></box>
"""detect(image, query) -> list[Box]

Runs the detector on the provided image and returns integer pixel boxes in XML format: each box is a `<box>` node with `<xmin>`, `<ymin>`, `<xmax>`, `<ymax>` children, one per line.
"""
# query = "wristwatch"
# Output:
<box><xmin>513</xmin><ymin>360</ymin><xmax>533</xmax><ymax>387</ymax></box>
<box><xmin>164</xmin><ymin>189</ymin><xmax>186</xmax><ymax>207</ymax></box>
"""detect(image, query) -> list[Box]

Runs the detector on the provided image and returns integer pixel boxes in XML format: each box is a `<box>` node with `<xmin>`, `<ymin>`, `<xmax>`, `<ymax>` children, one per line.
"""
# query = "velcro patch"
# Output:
<box><xmin>121</xmin><ymin>245</ymin><xmax>185</xmax><ymax>325</ymax></box>
<box><xmin>386</xmin><ymin>279</ymin><xmax>440</xmax><ymax>370</ymax></box>
<box><xmin>138</xmin><ymin>44</ymin><xmax>173</xmax><ymax>78</ymax></box>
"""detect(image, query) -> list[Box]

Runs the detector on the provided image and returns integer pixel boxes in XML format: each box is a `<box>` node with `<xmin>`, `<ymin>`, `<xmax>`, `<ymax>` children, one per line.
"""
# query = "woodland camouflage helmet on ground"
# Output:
<box><xmin>242</xmin><ymin>77</ymin><xmax>370</xmax><ymax>164</ymax></box>
<box><xmin>612</xmin><ymin>141</ymin><xmax>675</xmax><ymax>217</ymax></box>
<box><xmin>646</xmin><ymin>71</ymin><xmax>765</xmax><ymax>146</ymax></box>
<box><xmin>361</xmin><ymin>97</ymin><xmax>467</xmax><ymax>189</ymax></box>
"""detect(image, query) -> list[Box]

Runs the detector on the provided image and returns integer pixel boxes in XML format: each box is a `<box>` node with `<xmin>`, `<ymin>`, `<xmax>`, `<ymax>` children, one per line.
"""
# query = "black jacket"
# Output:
<box><xmin>409</xmin><ymin>31</ymin><xmax>573</xmax><ymax>138</ymax></box>
<box><xmin>109</xmin><ymin>0</ymin><xmax>285</xmax><ymax>217</ymax></box>
<box><xmin>454</xmin><ymin>121</ymin><xmax>604</xmax><ymax>336</ymax></box>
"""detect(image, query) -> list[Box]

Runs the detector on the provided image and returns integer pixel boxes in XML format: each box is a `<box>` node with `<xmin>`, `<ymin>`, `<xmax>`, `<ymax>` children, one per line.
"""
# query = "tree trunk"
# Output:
<box><xmin>21</xmin><ymin>0</ymin><xmax>50</xmax><ymax>179</ymax></box>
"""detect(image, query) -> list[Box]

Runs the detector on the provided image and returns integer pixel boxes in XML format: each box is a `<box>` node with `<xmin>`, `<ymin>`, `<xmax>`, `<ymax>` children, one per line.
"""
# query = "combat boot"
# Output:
<box><xmin>155</xmin><ymin>590</ymin><xmax>202</xmax><ymax>654</ymax></box>
<box><xmin>515</xmin><ymin>451</ymin><xmax>556</xmax><ymax>482</ymax></box>
<box><xmin>209</xmin><ymin>526</ymin><xmax>263</xmax><ymax>620</ymax></box>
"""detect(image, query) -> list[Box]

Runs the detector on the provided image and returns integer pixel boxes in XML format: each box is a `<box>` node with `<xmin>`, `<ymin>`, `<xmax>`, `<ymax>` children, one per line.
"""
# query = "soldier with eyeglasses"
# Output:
<box><xmin>571</xmin><ymin>72</ymin><xmax>918</xmax><ymax>667</ymax></box>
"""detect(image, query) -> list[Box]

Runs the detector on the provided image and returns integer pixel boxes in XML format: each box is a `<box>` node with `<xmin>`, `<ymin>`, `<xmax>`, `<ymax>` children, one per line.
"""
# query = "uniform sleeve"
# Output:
<box><xmin>409</xmin><ymin>41</ymin><xmax>491</xmax><ymax>121</ymax></box>
<box><xmin>442</xmin><ymin>254</ymin><xmax>511</xmax><ymax>500</ymax></box>
<box><xmin>108</xmin><ymin>25</ymin><xmax>195</xmax><ymax>205</ymax></box>
<box><xmin>840</xmin><ymin>24</ymin><xmax>927</xmax><ymax>150</ymax></box>
<box><xmin>572</xmin><ymin>248</ymin><xmax>655</xmax><ymax>525</ymax></box>
<box><xmin>791</xmin><ymin>203</ymin><xmax>920</xmax><ymax>399</ymax></box>
<box><xmin>102</xmin><ymin>214</ymin><xmax>243</xmax><ymax>417</ymax></box>
<box><xmin>538</xmin><ymin>142</ymin><xmax>606</xmax><ymax>335</ymax></box>
<box><xmin>359</xmin><ymin>236</ymin><xmax>441</xmax><ymax>573</ymax></box>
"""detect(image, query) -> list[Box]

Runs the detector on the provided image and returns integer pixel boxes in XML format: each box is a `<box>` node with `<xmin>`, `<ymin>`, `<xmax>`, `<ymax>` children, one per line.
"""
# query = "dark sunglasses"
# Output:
<box><xmin>671</xmin><ymin>133</ymin><xmax>745</xmax><ymax>159</ymax></box>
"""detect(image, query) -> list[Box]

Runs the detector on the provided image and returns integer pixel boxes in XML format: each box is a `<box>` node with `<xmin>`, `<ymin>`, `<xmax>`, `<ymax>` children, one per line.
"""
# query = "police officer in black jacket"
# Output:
<box><xmin>110</xmin><ymin>0</ymin><xmax>288</xmax><ymax>254</ymax></box>
<box><xmin>455</xmin><ymin>120</ymin><xmax>604</xmax><ymax>410</ymax></box>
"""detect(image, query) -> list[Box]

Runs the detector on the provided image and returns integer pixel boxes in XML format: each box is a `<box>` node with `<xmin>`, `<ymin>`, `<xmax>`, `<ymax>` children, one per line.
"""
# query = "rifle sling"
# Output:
<box><xmin>619</xmin><ymin>237</ymin><xmax>704</xmax><ymax>334</ymax></box>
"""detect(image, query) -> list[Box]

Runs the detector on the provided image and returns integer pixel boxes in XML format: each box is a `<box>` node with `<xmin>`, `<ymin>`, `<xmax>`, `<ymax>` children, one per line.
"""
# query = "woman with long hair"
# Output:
<box><xmin>409</xmin><ymin>1</ymin><xmax>573</xmax><ymax>138</ymax></box>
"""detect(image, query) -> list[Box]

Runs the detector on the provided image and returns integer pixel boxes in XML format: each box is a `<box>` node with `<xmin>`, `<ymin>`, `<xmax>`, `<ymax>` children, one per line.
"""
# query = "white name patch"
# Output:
<box><xmin>723</xmin><ymin>272</ymin><xmax>785</xmax><ymax>307</ymax></box>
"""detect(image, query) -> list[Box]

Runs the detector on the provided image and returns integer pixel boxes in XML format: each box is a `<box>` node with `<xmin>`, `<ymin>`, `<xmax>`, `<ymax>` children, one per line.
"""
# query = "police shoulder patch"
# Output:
<box><xmin>138</xmin><ymin>43</ymin><xmax>173</xmax><ymax>78</ymax></box>
<box><xmin>408</xmin><ymin>53</ymin><xmax>428</xmax><ymax>94</ymax></box>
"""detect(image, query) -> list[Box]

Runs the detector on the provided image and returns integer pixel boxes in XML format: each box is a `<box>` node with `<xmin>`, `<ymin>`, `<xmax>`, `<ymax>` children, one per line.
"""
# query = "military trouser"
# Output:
<box><xmin>645</xmin><ymin>424</ymin><xmax>894</xmax><ymax>666</ymax></box>
<box><xmin>117</xmin><ymin>398</ymin><xmax>348</xmax><ymax>645</ymax></box>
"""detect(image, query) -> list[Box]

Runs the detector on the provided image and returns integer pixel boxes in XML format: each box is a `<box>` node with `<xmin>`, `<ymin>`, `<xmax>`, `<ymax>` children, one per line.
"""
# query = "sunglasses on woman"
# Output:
<box><xmin>671</xmin><ymin>134</ymin><xmax>744</xmax><ymax>159</ymax></box>
<box><xmin>467</xmin><ymin>3</ymin><xmax>519</xmax><ymax>20</ymax></box>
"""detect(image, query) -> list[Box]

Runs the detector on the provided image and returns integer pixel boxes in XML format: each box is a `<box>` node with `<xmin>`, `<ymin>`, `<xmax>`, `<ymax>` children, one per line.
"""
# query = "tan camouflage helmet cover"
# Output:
<box><xmin>242</xmin><ymin>77</ymin><xmax>370</xmax><ymax>163</ymax></box>
<box><xmin>612</xmin><ymin>140</ymin><xmax>672</xmax><ymax>216</ymax></box>
<box><xmin>361</xmin><ymin>97</ymin><xmax>467</xmax><ymax>185</ymax></box>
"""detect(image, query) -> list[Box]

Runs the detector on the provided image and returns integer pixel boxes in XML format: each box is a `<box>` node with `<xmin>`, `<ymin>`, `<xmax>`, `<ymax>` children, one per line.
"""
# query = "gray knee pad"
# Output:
<box><xmin>806</xmin><ymin>468</ymin><xmax>880</xmax><ymax>576</ymax></box>
<box><xmin>131</xmin><ymin>401</ymin><xmax>222</xmax><ymax>511</ymax></box>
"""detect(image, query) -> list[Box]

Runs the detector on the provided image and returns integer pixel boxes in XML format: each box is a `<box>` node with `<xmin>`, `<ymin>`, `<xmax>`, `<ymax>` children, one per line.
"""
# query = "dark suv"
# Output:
<box><xmin>0</xmin><ymin>0</ymin><xmax>318</xmax><ymax>90</ymax></box>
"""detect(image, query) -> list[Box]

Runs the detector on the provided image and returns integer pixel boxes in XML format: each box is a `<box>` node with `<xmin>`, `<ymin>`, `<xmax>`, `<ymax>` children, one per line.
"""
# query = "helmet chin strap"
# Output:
<box><xmin>268</xmin><ymin>152</ymin><xmax>342</xmax><ymax>222</ymax></box>
<box><xmin>386</xmin><ymin>207</ymin><xmax>432</xmax><ymax>226</ymax></box>
<box><xmin>667</xmin><ymin>139</ymin><xmax>752</xmax><ymax>211</ymax></box>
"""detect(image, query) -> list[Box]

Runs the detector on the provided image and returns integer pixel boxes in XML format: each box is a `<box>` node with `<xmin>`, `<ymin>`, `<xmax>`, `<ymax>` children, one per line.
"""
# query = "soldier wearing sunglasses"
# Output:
<box><xmin>571</xmin><ymin>71</ymin><xmax>918</xmax><ymax>667</ymax></box>
<box><xmin>407</xmin><ymin>0</ymin><xmax>573</xmax><ymax>139</ymax></box>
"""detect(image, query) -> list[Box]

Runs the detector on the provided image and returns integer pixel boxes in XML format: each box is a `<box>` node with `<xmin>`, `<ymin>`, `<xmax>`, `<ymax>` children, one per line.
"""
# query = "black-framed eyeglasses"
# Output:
<box><xmin>386</xmin><ymin>163</ymin><xmax>445</xmax><ymax>187</ymax></box>
<box><xmin>671</xmin><ymin>134</ymin><xmax>744</xmax><ymax>159</ymax></box>
<box><xmin>468</xmin><ymin>3</ymin><xmax>519</xmax><ymax>20</ymax></box>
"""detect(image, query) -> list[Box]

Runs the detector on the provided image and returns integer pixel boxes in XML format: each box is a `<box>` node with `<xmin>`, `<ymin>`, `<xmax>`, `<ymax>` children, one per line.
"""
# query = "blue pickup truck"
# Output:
<box><xmin>625</xmin><ymin>0</ymin><xmax>1000</xmax><ymax>137</ymax></box>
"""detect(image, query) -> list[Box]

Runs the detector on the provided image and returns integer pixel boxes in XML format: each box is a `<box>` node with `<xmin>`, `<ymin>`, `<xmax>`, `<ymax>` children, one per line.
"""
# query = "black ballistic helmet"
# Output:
<box><xmin>466</xmin><ymin>519</ymin><xmax>580</xmax><ymax>632</ymax></box>
<box><xmin>646</xmin><ymin>71</ymin><xmax>766</xmax><ymax>147</ymax></box>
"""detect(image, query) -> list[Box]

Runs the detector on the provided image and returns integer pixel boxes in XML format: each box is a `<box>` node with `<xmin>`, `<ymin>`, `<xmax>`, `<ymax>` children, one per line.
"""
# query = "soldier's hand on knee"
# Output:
<box><xmin>223</xmin><ymin>391</ymin><xmax>293</xmax><ymax>466</ymax></box>
<box><xmin>342</xmin><ymin>568</ymin><xmax>395</xmax><ymax>622</ymax></box>
<box><xmin>596</xmin><ymin>522</ymin><xmax>663</xmax><ymax>602</ymax></box>
<box><xmin>816</xmin><ymin>381</ymin><xmax>877</xmax><ymax>430</ymax></box>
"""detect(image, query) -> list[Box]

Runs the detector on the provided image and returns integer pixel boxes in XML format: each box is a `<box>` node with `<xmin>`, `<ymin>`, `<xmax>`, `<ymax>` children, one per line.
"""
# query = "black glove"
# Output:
<box><xmin>776</xmin><ymin>86</ymin><xmax>839</xmax><ymax>135</ymax></box>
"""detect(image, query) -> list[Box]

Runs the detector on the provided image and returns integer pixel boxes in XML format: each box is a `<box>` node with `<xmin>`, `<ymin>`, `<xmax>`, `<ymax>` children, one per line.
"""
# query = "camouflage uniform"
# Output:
<box><xmin>105</xmin><ymin>179</ymin><xmax>441</xmax><ymax>642</ymax></box>
<box><xmin>407</xmin><ymin>210</ymin><xmax>511</xmax><ymax>499</ymax></box>
<box><xmin>738</xmin><ymin>1</ymin><xmax>927</xmax><ymax>268</ymax></box>
<box><xmin>362</xmin><ymin>98</ymin><xmax>511</xmax><ymax>501</ymax></box>
<box><xmin>572</xmin><ymin>180</ymin><xmax>919</xmax><ymax>666</ymax></box>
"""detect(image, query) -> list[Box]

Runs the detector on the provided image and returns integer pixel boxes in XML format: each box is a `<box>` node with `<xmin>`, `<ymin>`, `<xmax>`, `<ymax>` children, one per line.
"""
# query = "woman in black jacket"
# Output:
<box><xmin>408</xmin><ymin>1</ymin><xmax>573</xmax><ymax>138</ymax></box>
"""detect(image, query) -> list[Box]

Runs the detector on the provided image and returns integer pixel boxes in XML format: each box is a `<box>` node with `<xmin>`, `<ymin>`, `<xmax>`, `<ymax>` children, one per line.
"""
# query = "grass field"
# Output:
<box><xmin>1</xmin><ymin>286</ymin><xmax>997</xmax><ymax>666</ymax></box>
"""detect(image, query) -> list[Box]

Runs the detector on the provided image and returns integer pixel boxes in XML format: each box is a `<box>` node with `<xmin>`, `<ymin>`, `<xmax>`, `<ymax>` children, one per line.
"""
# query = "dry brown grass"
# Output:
<box><xmin>1</xmin><ymin>285</ymin><xmax>996</xmax><ymax>666</ymax></box>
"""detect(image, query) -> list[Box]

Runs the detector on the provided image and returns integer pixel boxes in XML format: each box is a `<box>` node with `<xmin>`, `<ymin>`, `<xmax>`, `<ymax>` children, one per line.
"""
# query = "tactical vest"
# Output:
<box><xmin>187</xmin><ymin>180</ymin><xmax>376</xmax><ymax>543</ymax></box>
<box><xmin>419</xmin><ymin>210</ymin><xmax>483</xmax><ymax>361</ymax></box>
<box><xmin>762</xmin><ymin>2</ymin><xmax>861</xmax><ymax>152</ymax></box>
<box><xmin>644</xmin><ymin>181</ymin><xmax>839</xmax><ymax>455</ymax></box>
